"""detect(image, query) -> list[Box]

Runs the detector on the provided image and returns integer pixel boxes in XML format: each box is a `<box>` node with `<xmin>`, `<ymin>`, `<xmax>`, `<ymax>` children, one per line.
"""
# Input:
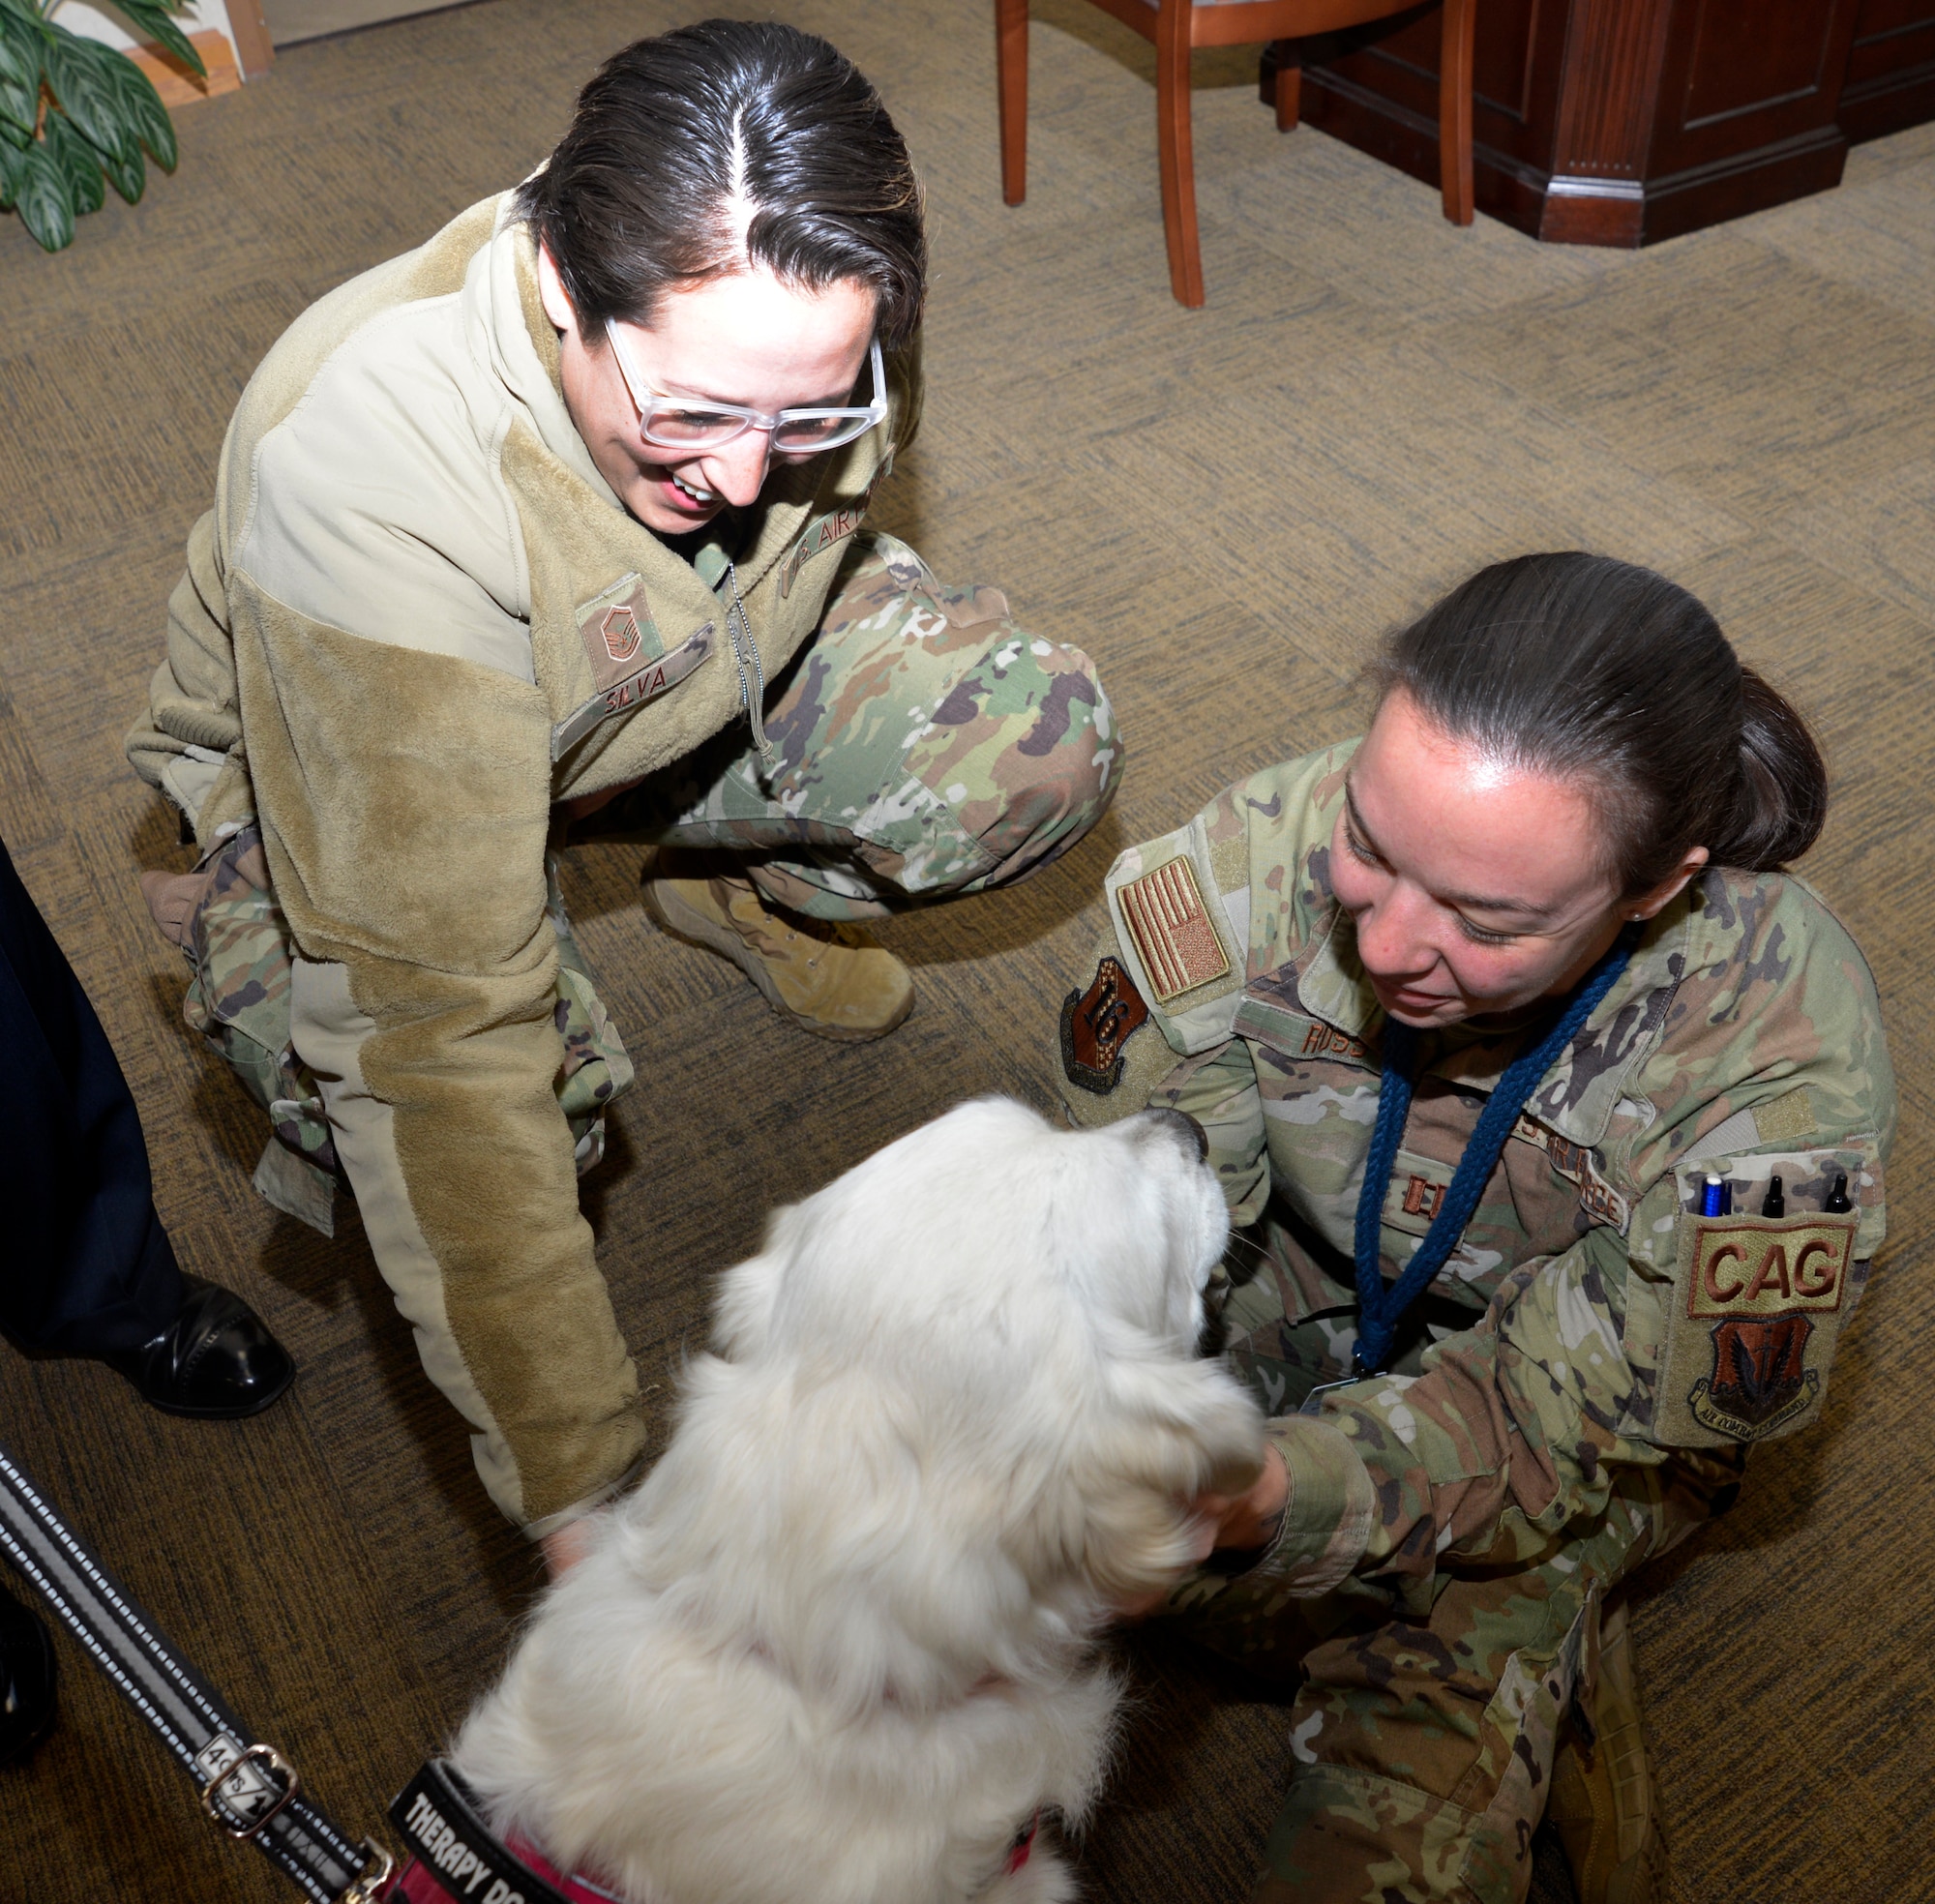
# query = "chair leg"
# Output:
<box><xmin>1274</xmin><ymin>45</ymin><xmax>1300</xmax><ymax>132</ymax></box>
<box><xmin>1154</xmin><ymin>0</ymin><xmax>1205</xmax><ymax>307</ymax></box>
<box><xmin>997</xmin><ymin>0</ymin><xmax>1028</xmax><ymax>206</ymax></box>
<box><xmin>1439</xmin><ymin>0</ymin><xmax>1474</xmax><ymax>224</ymax></box>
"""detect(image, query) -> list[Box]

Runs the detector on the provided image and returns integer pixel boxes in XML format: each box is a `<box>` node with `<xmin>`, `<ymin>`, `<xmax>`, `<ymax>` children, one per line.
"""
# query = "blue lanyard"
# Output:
<box><xmin>1350</xmin><ymin>926</ymin><xmax>1640</xmax><ymax>1375</ymax></box>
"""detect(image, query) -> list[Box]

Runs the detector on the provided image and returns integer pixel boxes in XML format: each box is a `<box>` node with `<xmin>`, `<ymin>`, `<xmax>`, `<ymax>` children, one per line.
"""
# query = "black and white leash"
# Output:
<box><xmin>0</xmin><ymin>1438</ymin><xmax>394</xmax><ymax>1901</ymax></box>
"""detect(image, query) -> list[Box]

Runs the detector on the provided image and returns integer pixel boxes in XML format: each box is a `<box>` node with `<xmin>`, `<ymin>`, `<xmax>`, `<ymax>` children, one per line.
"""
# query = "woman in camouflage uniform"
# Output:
<box><xmin>128</xmin><ymin>22</ymin><xmax>1118</xmax><ymax>1573</ymax></box>
<box><xmin>1056</xmin><ymin>553</ymin><xmax>1892</xmax><ymax>1904</ymax></box>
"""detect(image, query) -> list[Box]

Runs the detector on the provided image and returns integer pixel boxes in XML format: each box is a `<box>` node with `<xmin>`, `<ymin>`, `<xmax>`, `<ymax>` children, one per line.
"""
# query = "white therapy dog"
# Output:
<box><xmin>453</xmin><ymin>1097</ymin><xmax>1266</xmax><ymax>1904</ymax></box>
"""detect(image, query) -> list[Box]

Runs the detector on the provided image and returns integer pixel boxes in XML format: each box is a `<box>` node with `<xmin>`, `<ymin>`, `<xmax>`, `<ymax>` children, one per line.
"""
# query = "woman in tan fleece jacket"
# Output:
<box><xmin>129</xmin><ymin>21</ymin><xmax>1119</xmax><ymax>1571</ymax></box>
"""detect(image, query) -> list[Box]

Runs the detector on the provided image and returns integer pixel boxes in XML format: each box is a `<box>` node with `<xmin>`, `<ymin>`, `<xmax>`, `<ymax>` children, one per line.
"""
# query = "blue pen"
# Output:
<box><xmin>1700</xmin><ymin>1172</ymin><xmax>1731</xmax><ymax>1217</ymax></box>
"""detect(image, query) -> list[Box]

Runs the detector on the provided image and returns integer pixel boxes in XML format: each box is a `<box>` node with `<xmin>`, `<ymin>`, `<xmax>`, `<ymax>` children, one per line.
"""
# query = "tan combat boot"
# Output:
<box><xmin>641</xmin><ymin>860</ymin><xmax>914</xmax><ymax>1043</ymax></box>
<box><xmin>1547</xmin><ymin>1597</ymin><xmax>1669</xmax><ymax>1904</ymax></box>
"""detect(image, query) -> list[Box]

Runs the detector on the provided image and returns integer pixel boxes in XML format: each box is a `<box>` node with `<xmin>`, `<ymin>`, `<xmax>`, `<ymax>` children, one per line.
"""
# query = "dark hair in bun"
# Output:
<box><xmin>1374</xmin><ymin>552</ymin><xmax>1827</xmax><ymax>897</ymax></box>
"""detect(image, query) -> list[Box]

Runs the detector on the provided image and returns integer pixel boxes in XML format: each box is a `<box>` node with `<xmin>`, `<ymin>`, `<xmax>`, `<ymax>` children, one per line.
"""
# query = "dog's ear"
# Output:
<box><xmin>1024</xmin><ymin>1353</ymin><xmax>1266</xmax><ymax>1607</ymax></box>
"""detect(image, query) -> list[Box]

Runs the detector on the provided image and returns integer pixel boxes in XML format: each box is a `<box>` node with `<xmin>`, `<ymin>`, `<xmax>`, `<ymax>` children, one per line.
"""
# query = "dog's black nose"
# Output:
<box><xmin>1146</xmin><ymin>1107</ymin><xmax>1209</xmax><ymax>1163</ymax></box>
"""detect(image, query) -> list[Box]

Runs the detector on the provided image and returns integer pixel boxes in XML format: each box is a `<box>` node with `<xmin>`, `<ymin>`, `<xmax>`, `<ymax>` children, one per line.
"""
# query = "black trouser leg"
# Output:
<box><xmin>0</xmin><ymin>836</ymin><xmax>184</xmax><ymax>1355</ymax></box>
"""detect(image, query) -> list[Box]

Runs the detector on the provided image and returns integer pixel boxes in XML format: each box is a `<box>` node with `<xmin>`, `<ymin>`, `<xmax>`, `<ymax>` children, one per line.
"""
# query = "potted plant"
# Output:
<box><xmin>0</xmin><ymin>0</ymin><xmax>202</xmax><ymax>251</ymax></box>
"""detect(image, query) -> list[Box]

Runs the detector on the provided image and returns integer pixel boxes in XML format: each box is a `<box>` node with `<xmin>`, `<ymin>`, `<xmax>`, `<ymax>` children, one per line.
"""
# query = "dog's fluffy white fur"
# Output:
<box><xmin>455</xmin><ymin>1098</ymin><xmax>1265</xmax><ymax>1904</ymax></box>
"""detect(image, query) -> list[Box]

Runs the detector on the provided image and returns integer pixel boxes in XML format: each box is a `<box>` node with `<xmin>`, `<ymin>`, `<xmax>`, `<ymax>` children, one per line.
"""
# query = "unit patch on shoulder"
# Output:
<box><xmin>1655</xmin><ymin>1211</ymin><xmax>1857</xmax><ymax>1444</ymax></box>
<box><xmin>1060</xmin><ymin>956</ymin><xmax>1149</xmax><ymax>1095</ymax></box>
<box><xmin>1118</xmin><ymin>856</ymin><xmax>1230</xmax><ymax>1004</ymax></box>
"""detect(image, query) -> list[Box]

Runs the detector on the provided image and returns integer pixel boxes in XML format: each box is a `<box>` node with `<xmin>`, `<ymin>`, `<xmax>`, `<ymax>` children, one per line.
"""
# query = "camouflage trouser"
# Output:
<box><xmin>1168</xmin><ymin>1264</ymin><xmax>1742</xmax><ymax>1904</ymax></box>
<box><xmin>153</xmin><ymin>534</ymin><xmax>1116</xmax><ymax>1233</ymax></box>
<box><xmin>151</xmin><ymin>831</ymin><xmax>635</xmax><ymax>1235</ymax></box>
<box><xmin>590</xmin><ymin>534</ymin><xmax>1120</xmax><ymax>920</ymax></box>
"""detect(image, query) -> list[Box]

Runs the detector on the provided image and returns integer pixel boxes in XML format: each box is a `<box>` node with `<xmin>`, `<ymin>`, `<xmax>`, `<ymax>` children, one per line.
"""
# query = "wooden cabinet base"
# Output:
<box><xmin>125</xmin><ymin>27</ymin><xmax>243</xmax><ymax>108</ymax></box>
<box><xmin>1264</xmin><ymin>0</ymin><xmax>1933</xmax><ymax>249</ymax></box>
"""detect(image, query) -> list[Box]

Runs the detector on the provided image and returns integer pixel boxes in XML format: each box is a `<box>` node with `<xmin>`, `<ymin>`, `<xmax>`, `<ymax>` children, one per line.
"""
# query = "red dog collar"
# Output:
<box><xmin>1005</xmin><ymin>1811</ymin><xmax>1040</xmax><ymax>1875</ymax></box>
<box><xmin>386</xmin><ymin>1761</ymin><xmax>621</xmax><ymax>1904</ymax></box>
<box><xmin>391</xmin><ymin>1837</ymin><xmax>620</xmax><ymax>1904</ymax></box>
<box><xmin>387</xmin><ymin>1760</ymin><xmax>1040</xmax><ymax>1904</ymax></box>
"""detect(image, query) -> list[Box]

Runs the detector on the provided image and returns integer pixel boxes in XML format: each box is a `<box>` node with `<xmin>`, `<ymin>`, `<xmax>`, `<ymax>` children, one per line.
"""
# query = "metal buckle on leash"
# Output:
<box><xmin>197</xmin><ymin>1739</ymin><xmax>301</xmax><ymax>1840</ymax></box>
<box><xmin>339</xmin><ymin>1839</ymin><xmax>397</xmax><ymax>1903</ymax></box>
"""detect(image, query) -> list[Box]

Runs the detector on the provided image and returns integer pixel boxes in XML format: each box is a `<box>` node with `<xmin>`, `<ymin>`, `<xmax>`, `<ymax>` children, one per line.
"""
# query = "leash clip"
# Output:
<box><xmin>339</xmin><ymin>1838</ymin><xmax>397</xmax><ymax>1903</ymax></box>
<box><xmin>198</xmin><ymin>1738</ymin><xmax>301</xmax><ymax>1840</ymax></box>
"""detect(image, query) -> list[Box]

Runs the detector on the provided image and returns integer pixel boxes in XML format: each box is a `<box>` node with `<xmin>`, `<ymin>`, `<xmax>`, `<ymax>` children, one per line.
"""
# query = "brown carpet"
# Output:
<box><xmin>2</xmin><ymin>3</ymin><xmax>1930</xmax><ymax>1899</ymax></box>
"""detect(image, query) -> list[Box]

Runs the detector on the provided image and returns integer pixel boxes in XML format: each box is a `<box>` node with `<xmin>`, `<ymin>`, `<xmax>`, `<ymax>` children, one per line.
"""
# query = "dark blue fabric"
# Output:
<box><xmin>1352</xmin><ymin>926</ymin><xmax>1641</xmax><ymax>1374</ymax></box>
<box><xmin>0</xmin><ymin>836</ymin><xmax>184</xmax><ymax>1354</ymax></box>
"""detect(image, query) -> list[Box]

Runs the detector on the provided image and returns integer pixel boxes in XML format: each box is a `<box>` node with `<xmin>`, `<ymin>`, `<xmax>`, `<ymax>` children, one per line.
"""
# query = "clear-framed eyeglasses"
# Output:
<box><xmin>605</xmin><ymin>327</ymin><xmax>887</xmax><ymax>457</ymax></box>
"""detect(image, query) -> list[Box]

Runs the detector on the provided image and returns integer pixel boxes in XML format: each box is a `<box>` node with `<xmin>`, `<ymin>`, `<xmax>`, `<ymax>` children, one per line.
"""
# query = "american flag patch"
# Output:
<box><xmin>1119</xmin><ymin>856</ymin><xmax>1231</xmax><ymax>1003</ymax></box>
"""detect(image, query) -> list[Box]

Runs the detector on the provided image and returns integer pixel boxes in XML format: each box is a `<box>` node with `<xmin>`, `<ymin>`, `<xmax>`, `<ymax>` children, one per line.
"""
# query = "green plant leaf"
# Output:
<box><xmin>43</xmin><ymin>28</ymin><xmax>138</xmax><ymax>166</ymax></box>
<box><xmin>0</xmin><ymin>11</ymin><xmax>45</xmax><ymax>134</ymax></box>
<box><xmin>44</xmin><ymin>105</ymin><xmax>104</xmax><ymax>215</ymax></box>
<box><xmin>102</xmin><ymin>0</ymin><xmax>203</xmax><ymax>75</ymax></box>
<box><xmin>0</xmin><ymin>129</ymin><xmax>23</xmax><ymax>207</ymax></box>
<box><xmin>111</xmin><ymin>39</ymin><xmax>173</xmax><ymax>167</ymax></box>
<box><xmin>13</xmin><ymin>133</ymin><xmax>74</xmax><ymax>249</ymax></box>
<box><xmin>99</xmin><ymin>118</ymin><xmax>140</xmax><ymax>198</ymax></box>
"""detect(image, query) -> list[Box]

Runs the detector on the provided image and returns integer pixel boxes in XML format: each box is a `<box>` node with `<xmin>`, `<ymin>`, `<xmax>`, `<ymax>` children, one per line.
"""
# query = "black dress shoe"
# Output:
<box><xmin>0</xmin><ymin>1580</ymin><xmax>56</xmax><ymax>1767</ymax></box>
<box><xmin>102</xmin><ymin>1275</ymin><xmax>294</xmax><ymax>1419</ymax></box>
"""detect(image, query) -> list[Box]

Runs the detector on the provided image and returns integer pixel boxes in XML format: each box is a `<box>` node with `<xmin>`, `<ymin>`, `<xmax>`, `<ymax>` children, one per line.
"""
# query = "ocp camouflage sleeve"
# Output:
<box><xmin>1271</xmin><ymin>1229</ymin><xmax>1664</xmax><ymax>1599</ymax></box>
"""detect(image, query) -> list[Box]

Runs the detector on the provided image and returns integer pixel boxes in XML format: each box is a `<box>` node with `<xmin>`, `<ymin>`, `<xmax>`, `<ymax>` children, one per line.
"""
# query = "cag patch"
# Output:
<box><xmin>1659</xmin><ymin>1212</ymin><xmax>1856</xmax><ymax>1443</ymax></box>
<box><xmin>1118</xmin><ymin>856</ymin><xmax>1230</xmax><ymax>1004</ymax></box>
<box><xmin>1060</xmin><ymin>956</ymin><xmax>1149</xmax><ymax>1095</ymax></box>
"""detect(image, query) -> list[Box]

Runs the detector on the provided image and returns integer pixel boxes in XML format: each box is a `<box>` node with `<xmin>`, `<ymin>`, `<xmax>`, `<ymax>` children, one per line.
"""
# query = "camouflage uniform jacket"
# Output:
<box><xmin>121</xmin><ymin>192</ymin><xmax>918</xmax><ymax>1534</ymax></box>
<box><xmin>1059</xmin><ymin>742</ymin><xmax>1894</xmax><ymax>1607</ymax></box>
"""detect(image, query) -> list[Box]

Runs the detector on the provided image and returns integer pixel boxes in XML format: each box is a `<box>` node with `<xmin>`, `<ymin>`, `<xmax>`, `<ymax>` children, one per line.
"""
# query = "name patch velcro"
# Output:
<box><xmin>1119</xmin><ymin>856</ymin><xmax>1230</xmax><ymax>1004</ymax></box>
<box><xmin>1512</xmin><ymin>1114</ymin><xmax>1631</xmax><ymax>1232</ymax></box>
<box><xmin>779</xmin><ymin>496</ymin><xmax>870</xmax><ymax>598</ymax></box>
<box><xmin>551</xmin><ymin>623</ymin><xmax>715</xmax><ymax>761</ymax></box>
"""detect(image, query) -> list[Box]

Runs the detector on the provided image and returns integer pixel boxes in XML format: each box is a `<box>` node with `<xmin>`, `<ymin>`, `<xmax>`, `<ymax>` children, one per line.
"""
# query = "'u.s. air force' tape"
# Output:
<box><xmin>388</xmin><ymin>1762</ymin><xmax>572</xmax><ymax>1904</ymax></box>
<box><xmin>551</xmin><ymin>622</ymin><xmax>715</xmax><ymax>761</ymax></box>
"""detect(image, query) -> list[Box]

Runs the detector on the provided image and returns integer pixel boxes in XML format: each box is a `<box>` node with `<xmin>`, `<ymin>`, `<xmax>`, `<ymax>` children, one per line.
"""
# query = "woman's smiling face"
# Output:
<box><xmin>538</xmin><ymin>246</ymin><xmax>876</xmax><ymax>537</ymax></box>
<box><xmin>1329</xmin><ymin>690</ymin><xmax>1703</xmax><ymax>1028</ymax></box>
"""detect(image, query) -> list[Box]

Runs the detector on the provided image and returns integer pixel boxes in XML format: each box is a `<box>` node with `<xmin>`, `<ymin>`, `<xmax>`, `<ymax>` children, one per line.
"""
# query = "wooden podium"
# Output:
<box><xmin>1262</xmin><ymin>0</ymin><xmax>1935</xmax><ymax>245</ymax></box>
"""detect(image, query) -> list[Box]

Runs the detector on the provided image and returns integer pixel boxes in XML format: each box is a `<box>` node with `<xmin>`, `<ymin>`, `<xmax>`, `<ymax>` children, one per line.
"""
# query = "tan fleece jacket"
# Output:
<box><xmin>128</xmin><ymin>193</ymin><xmax>920</xmax><ymax>1532</ymax></box>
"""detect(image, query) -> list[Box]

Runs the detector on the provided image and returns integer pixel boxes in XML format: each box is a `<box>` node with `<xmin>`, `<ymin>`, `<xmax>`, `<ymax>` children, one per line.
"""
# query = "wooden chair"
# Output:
<box><xmin>996</xmin><ymin>0</ymin><xmax>1476</xmax><ymax>307</ymax></box>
